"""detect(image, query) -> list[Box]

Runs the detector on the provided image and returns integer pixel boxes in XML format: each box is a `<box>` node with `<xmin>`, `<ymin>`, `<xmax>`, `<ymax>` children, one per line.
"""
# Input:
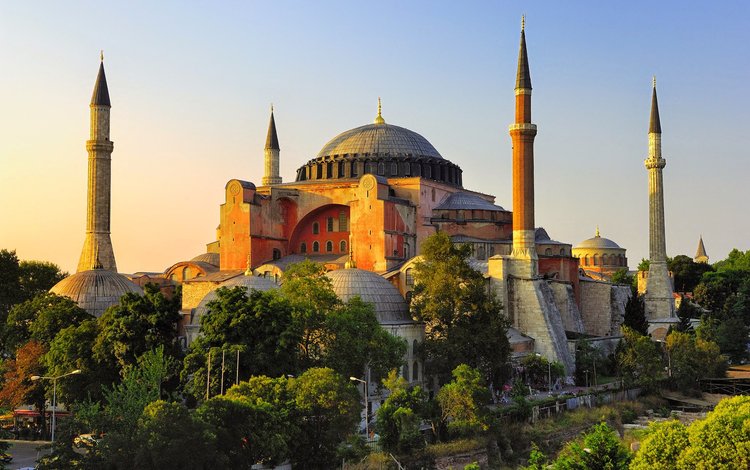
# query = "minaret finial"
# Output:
<box><xmin>374</xmin><ymin>97</ymin><xmax>385</xmax><ymax>125</ymax></box>
<box><xmin>595</xmin><ymin>226</ymin><xmax>600</xmax><ymax>237</ymax></box>
<box><xmin>100</xmin><ymin>50</ymin><xmax>104</xmax><ymax>62</ymax></box>
<box><xmin>345</xmin><ymin>250</ymin><xmax>356</xmax><ymax>269</ymax></box>
<box><xmin>270</xmin><ymin>103</ymin><xmax>274</xmax><ymax>113</ymax></box>
<box><xmin>652</xmin><ymin>75</ymin><xmax>656</xmax><ymax>88</ymax></box>
<box><xmin>521</xmin><ymin>15</ymin><xmax>525</xmax><ymax>31</ymax></box>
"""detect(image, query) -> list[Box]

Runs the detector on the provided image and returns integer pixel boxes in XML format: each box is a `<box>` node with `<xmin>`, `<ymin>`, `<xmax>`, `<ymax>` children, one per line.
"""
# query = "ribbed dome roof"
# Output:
<box><xmin>574</xmin><ymin>235</ymin><xmax>622</xmax><ymax>250</ymax></box>
<box><xmin>194</xmin><ymin>273</ymin><xmax>279</xmax><ymax>318</ymax></box>
<box><xmin>50</xmin><ymin>269</ymin><xmax>143</xmax><ymax>317</ymax></box>
<box><xmin>325</xmin><ymin>268</ymin><xmax>411</xmax><ymax>324</ymax></box>
<box><xmin>190</xmin><ymin>252</ymin><xmax>220</xmax><ymax>267</ymax></box>
<box><xmin>317</xmin><ymin>123</ymin><xmax>442</xmax><ymax>159</ymax></box>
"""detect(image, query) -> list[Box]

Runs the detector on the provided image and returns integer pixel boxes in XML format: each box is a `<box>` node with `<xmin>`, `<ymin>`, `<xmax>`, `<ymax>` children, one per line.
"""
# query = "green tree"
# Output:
<box><xmin>668</xmin><ymin>255</ymin><xmax>713</xmax><ymax>293</ymax></box>
<box><xmin>18</xmin><ymin>260</ymin><xmax>67</xmax><ymax>301</ymax></box>
<box><xmin>574</xmin><ymin>340</ymin><xmax>605</xmax><ymax>387</ymax></box>
<box><xmin>617</xmin><ymin>326</ymin><xmax>662</xmax><ymax>392</ymax></box>
<box><xmin>665</xmin><ymin>330</ymin><xmax>726</xmax><ymax>392</ymax></box>
<box><xmin>637</xmin><ymin>258</ymin><xmax>650</xmax><ymax>272</ymax></box>
<box><xmin>713</xmin><ymin>248</ymin><xmax>750</xmax><ymax>273</ymax></box>
<box><xmin>289</xmin><ymin>367</ymin><xmax>360</xmax><ymax>469</ymax></box>
<box><xmin>610</xmin><ymin>268</ymin><xmax>633</xmax><ymax>287</ymax></box>
<box><xmin>521</xmin><ymin>354</ymin><xmax>564</xmax><ymax>391</ymax></box>
<box><xmin>133</xmin><ymin>400</ymin><xmax>215</xmax><ymax>470</ymax></box>
<box><xmin>0</xmin><ymin>249</ymin><xmax>21</xmax><ymax>329</ymax></box>
<box><xmin>94</xmin><ymin>283</ymin><xmax>182</xmax><ymax>378</ymax></box>
<box><xmin>411</xmin><ymin>232</ymin><xmax>510</xmax><ymax>385</ymax></box>
<box><xmin>631</xmin><ymin>395</ymin><xmax>750</xmax><ymax>469</ymax></box>
<box><xmin>437</xmin><ymin>364</ymin><xmax>490</xmax><ymax>438</ymax></box>
<box><xmin>376</xmin><ymin>370</ymin><xmax>427</xmax><ymax>453</ymax></box>
<box><xmin>6</xmin><ymin>292</ymin><xmax>92</xmax><ymax>351</ymax></box>
<box><xmin>552</xmin><ymin>422</ymin><xmax>631</xmax><ymax>469</ymax></box>
<box><xmin>622</xmin><ymin>293</ymin><xmax>648</xmax><ymax>335</ymax></box>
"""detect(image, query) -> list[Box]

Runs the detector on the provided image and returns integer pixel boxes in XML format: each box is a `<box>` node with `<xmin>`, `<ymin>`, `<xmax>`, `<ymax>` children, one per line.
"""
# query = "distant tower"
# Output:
<box><xmin>77</xmin><ymin>55</ymin><xmax>117</xmax><ymax>272</ymax></box>
<box><xmin>644</xmin><ymin>78</ymin><xmax>674</xmax><ymax>318</ymax></box>
<box><xmin>508</xmin><ymin>17</ymin><xmax>538</xmax><ymax>277</ymax></box>
<box><xmin>694</xmin><ymin>236</ymin><xmax>709</xmax><ymax>264</ymax></box>
<box><xmin>262</xmin><ymin>106</ymin><xmax>281</xmax><ymax>186</ymax></box>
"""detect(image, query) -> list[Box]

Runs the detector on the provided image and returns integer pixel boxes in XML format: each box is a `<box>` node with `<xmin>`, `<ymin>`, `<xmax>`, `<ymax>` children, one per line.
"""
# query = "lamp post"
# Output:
<box><xmin>349</xmin><ymin>377</ymin><xmax>369</xmax><ymax>439</ymax></box>
<box><xmin>31</xmin><ymin>369</ymin><xmax>81</xmax><ymax>442</ymax></box>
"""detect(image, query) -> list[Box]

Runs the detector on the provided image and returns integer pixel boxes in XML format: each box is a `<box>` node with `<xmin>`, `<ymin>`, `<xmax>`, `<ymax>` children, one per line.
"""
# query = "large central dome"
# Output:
<box><xmin>295</xmin><ymin>103</ymin><xmax>463</xmax><ymax>187</ymax></box>
<box><xmin>317</xmin><ymin>123</ymin><xmax>442</xmax><ymax>159</ymax></box>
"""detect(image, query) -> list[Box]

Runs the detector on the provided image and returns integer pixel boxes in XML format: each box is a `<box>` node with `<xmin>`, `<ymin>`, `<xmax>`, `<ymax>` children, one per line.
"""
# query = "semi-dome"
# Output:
<box><xmin>325</xmin><ymin>268</ymin><xmax>411</xmax><ymax>324</ymax></box>
<box><xmin>190</xmin><ymin>252</ymin><xmax>220</xmax><ymax>267</ymax></box>
<box><xmin>193</xmin><ymin>273</ymin><xmax>279</xmax><ymax>319</ymax></box>
<box><xmin>295</xmin><ymin>104</ymin><xmax>463</xmax><ymax>187</ymax></box>
<box><xmin>50</xmin><ymin>268</ymin><xmax>143</xmax><ymax>317</ymax></box>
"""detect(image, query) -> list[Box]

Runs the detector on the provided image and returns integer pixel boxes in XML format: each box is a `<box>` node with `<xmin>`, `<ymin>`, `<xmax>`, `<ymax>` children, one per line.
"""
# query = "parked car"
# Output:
<box><xmin>0</xmin><ymin>452</ymin><xmax>12</xmax><ymax>463</ymax></box>
<box><xmin>73</xmin><ymin>433</ymin><xmax>100</xmax><ymax>448</ymax></box>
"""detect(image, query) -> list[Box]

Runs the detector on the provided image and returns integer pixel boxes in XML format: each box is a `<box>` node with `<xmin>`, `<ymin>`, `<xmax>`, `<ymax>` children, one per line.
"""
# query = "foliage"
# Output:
<box><xmin>521</xmin><ymin>354</ymin><xmax>565</xmax><ymax>390</ymax></box>
<box><xmin>622</xmin><ymin>293</ymin><xmax>648</xmax><ymax>336</ymax></box>
<box><xmin>376</xmin><ymin>370</ymin><xmax>427</xmax><ymax>453</ymax></box>
<box><xmin>94</xmin><ymin>283</ymin><xmax>182</xmax><ymax>374</ymax></box>
<box><xmin>437</xmin><ymin>364</ymin><xmax>490</xmax><ymax>438</ymax></box>
<box><xmin>522</xmin><ymin>442</ymin><xmax>549</xmax><ymax>470</ymax></box>
<box><xmin>668</xmin><ymin>255</ymin><xmax>714</xmax><ymax>293</ymax></box>
<box><xmin>551</xmin><ymin>422</ymin><xmax>631</xmax><ymax>469</ymax></box>
<box><xmin>0</xmin><ymin>341</ymin><xmax>48</xmax><ymax>434</ymax></box>
<box><xmin>6</xmin><ymin>292</ymin><xmax>92</xmax><ymax>351</ymax></box>
<box><xmin>411</xmin><ymin>232</ymin><xmax>510</xmax><ymax>385</ymax></box>
<box><xmin>713</xmin><ymin>248</ymin><xmax>750</xmax><ymax>273</ymax></box>
<box><xmin>636</xmin><ymin>258</ymin><xmax>650</xmax><ymax>272</ymax></box>
<box><xmin>616</xmin><ymin>327</ymin><xmax>662</xmax><ymax>392</ymax></box>
<box><xmin>18</xmin><ymin>260</ymin><xmax>67</xmax><ymax>301</ymax></box>
<box><xmin>574</xmin><ymin>340</ymin><xmax>605</xmax><ymax>387</ymax></box>
<box><xmin>0</xmin><ymin>249</ymin><xmax>21</xmax><ymax>326</ymax></box>
<box><xmin>631</xmin><ymin>395</ymin><xmax>750</xmax><ymax>469</ymax></box>
<box><xmin>665</xmin><ymin>330</ymin><xmax>726</xmax><ymax>391</ymax></box>
<box><xmin>610</xmin><ymin>268</ymin><xmax>633</xmax><ymax>288</ymax></box>
<box><xmin>133</xmin><ymin>400</ymin><xmax>215</xmax><ymax>470</ymax></box>
<box><xmin>289</xmin><ymin>367</ymin><xmax>360</xmax><ymax>469</ymax></box>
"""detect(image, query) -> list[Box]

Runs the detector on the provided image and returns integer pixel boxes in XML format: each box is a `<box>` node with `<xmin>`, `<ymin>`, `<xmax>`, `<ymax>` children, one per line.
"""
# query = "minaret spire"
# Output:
<box><xmin>508</xmin><ymin>17</ymin><xmax>538</xmax><ymax>277</ymax></box>
<box><xmin>78</xmin><ymin>57</ymin><xmax>117</xmax><ymax>272</ymax></box>
<box><xmin>644</xmin><ymin>78</ymin><xmax>674</xmax><ymax>319</ymax></box>
<box><xmin>374</xmin><ymin>97</ymin><xmax>385</xmax><ymax>125</ymax></box>
<box><xmin>262</xmin><ymin>105</ymin><xmax>282</xmax><ymax>185</ymax></box>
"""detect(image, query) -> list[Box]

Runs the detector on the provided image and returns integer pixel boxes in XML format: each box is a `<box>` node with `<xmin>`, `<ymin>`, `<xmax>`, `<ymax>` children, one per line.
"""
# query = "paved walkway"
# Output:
<box><xmin>1</xmin><ymin>440</ymin><xmax>51</xmax><ymax>469</ymax></box>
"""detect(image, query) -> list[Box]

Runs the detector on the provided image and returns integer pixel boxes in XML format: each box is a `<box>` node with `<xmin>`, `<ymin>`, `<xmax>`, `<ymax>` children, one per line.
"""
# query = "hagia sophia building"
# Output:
<box><xmin>52</xmin><ymin>22</ymin><xmax>646</xmax><ymax>391</ymax></box>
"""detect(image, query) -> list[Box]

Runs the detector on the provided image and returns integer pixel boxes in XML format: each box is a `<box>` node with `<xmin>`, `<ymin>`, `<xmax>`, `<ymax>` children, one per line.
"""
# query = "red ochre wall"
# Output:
<box><xmin>538</xmin><ymin>256</ymin><xmax>581</xmax><ymax>304</ymax></box>
<box><xmin>290</xmin><ymin>205</ymin><xmax>351</xmax><ymax>256</ymax></box>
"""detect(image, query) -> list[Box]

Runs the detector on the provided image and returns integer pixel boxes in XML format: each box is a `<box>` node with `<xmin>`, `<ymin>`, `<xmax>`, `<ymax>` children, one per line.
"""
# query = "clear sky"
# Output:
<box><xmin>1</xmin><ymin>1</ymin><xmax>748</xmax><ymax>275</ymax></box>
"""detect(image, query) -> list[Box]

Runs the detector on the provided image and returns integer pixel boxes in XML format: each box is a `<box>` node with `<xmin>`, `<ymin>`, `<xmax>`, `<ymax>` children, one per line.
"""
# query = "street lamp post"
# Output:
<box><xmin>31</xmin><ymin>369</ymin><xmax>81</xmax><ymax>442</ymax></box>
<box><xmin>349</xmin><ymin>377</ymin><xmax>369</xmax><ymax>439</ymax></box>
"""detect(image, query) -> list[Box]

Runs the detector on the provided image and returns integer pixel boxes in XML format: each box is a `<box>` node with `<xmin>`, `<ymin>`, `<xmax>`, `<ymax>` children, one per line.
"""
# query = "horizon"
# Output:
<box><xmin>1</xmin><ymin>1</ymin><xmax>748</xmax><ymax>274</ymax></box>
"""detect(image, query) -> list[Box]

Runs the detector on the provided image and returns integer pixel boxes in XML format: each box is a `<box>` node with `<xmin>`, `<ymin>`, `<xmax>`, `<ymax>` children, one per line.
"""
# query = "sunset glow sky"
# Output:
<box><xmin>1</xmin><ymin>1</ymin><xmax>748</xmax><ymax>274</ymax></box>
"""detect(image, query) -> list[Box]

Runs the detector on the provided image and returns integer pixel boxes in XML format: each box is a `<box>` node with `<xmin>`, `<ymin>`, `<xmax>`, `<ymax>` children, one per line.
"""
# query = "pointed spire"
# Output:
<box><xmin>374</xmin><ymin>97</ymin><xmax>385</xmax><ymax>125</ymax></box>
<box><xmin>695</xmin><ymin>235</ymin><xmax>708</xmax><ymax>260</ymax></box>
<box><xmin>265</xmin><ymin>105</ymin><xmax>279</xmax><ymax>150</ymax></box>
<box><xmin>515</xmin><ymin>17</ymin><xmax>532</xmax><ymax>90</ymax></box>
<box><xmin>595</xmin><ymin>226</ymin><xmax>600</xmax><ymax>238</ymax></box>
<box><xmin>649</xmin><ymin>77</ymin><xmax>661</xmax><ymax>134</ymax></box>
<box><xmin>91</xmin><ymin>54</ymin><xmax>111</xmax><ymax>107</ymax></box>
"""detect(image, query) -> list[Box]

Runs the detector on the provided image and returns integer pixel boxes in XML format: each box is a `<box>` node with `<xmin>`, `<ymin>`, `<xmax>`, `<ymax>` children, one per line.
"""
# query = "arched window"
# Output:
<box><xmin>413</xmin><ymin>163</ymin><xmax>421</xmax><ymax>176</ymax></box>
<box><xmin>327</xmin><ymin>217</ymin><xmax>334</xmax><ymax>232</ymax></box>
<box><xmin>377</xmin><ymin>162</ymin><xmax>386</xmax><ymax>175</ymax></box>
<box><xmin>406</xmin><ymin>268</ymin><xmax>414</xmax><ymax>286</ymax></box>
<box><xmin>300</xmin><ymin>243</ymin><xmax>307</xmax><ymax>254</ymax></box>
<box><xmin>544</xmin><ymin>248</ymin><xmax>552</xmax><ymax>256</ymax></box>
<box><xmin>316</xmin><ymin>163</ymin><xmax>323</xmax><ymax>179</ymax></box>
<box><xmin>412</xmin><ymin>339</ymin><xmax>418</xmax><ymax>357</ymax></box>
<box><xmin>272</xmin><ymin>248</ymin><xmax>281</xmax><ymax>260</ymax></box>
<box><xmin>560</xmin><ymin>248</ymin><xmax>565</xmax><ymax>256</ymax></box>
<box><xmin>340</xmin><ymin>240</ymin><xmax>347</xmax><ymax>253</ymax></box>
<box><xmin>404</xmin><ymin>162</ymin><xmax>411</xmax><ymax>176</ymax></box>
<box><xmin>181</xmin><ymin>266</ymin><xmax>189</xmax><ymax>280</ymax></box>
<box><xmin>351</xmin><ymin>161</ymin><xmax>358</xmax><ymax>177</ymax></box>
<box><xmin>391</xmin><ymin>162</ymin><xmax>398</xmax><ymax>176</ymax></box>
<box><xmin>593</xmin><ymin>254</ymin><xmax>599</xmax><ymax>266</ymax></box>
<box><xmin>602</xmin><ymin>254</ymin><xmax>608</xmax><ymax>265</ymax></box>
<box><xmin>312</xmin><ymin>222</ymin><xmax>319</xmax><ymax>234</ymax></box>
<box><xmin>477</xmin><ymin>245</ymin><xmax>486</xmax><ymax>260</ymax></box>
<box><xmin>424</xmin><ymin>165</ymin><xmax>431</xmax><ymax>179</ymax></box>
<box><xmin>326</xmin><ymin>241</ymin><xmax>333</xmax><ymax>252</ymax></box>
<box><xmin>412</xmin><ymin>360</ymin><xmax>419</xmax><ymax>381</ymax></box>
<box><xmin>403</xmin><ymin>363</ymin><xmax>409</xmax><ymax>380</ymax></box>
<box><xmin>584</xmin><ymin>255</ymin><xmax>589</xmax><ymax>266</ymax></box>
<box><xmin>313</xmin><ymin>241</ymin><xmax>320</xmax><ymax>253</ymax></box>
<box><xmin>326</xmin><ymin>162</ymin><xmax>333</xmax><ymax>178</ymax></box>
<box><xmin>338</xmin><ymin>161</ymin><xmax>346</xmax><ymax>178</ymax></box>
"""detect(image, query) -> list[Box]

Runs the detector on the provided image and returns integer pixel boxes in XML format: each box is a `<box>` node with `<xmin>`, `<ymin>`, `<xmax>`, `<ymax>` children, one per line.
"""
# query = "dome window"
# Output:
<box><xmin>391</xmin><ymin>162</ymin><xmax>398</xmax><ymax>176</ymax></box>
<box><xmin>377</xmin><ymin>162</ymin><xmax>386</xmax><ymax>176</ymax></box>
<box><xmin>338</xmin><ymin>161</ymin><xmax>346</xmax><ymax>178</ymax></box>
<box><xmin>351</xmin><ymin>161</ymin><xmax>359</xmax><ymax>177</ymax></box>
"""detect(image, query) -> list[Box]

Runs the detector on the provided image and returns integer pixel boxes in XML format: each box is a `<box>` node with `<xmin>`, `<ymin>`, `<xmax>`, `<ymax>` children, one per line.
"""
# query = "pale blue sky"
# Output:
<box><xmin>1</xmin><ymin>1</ymin><xmax>748</xmax><ymax>273</ymax></box>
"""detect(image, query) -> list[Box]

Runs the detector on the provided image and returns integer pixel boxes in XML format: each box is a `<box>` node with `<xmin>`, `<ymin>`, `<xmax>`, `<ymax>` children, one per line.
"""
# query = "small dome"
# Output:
<box><xmin>318</xmin><ymin>123</ymin><xmax>442</xmax><ymax>160</ymax></box>
<box><xmin>193</xmin><ymin>273</ymin><xmax>279</xmax><ymax>319</ymax></box>
<box><xmin>190</xmin><ymin>252</ymin><xmax>220</xmax><ymax>267</ymax></box>
<box><xmin>51</xmin><ymin>269</ymin><xmax>143</xmax><ymax>317</ymax></box>
<box><xmin>325</xmin><ymin>268</ymin><xmax>411</xmax><ymax>324</ymax></box>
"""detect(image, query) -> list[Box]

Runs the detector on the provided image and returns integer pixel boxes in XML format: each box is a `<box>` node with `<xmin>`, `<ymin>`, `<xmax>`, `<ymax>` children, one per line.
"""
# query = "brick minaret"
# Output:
<box><xmin>262</xmin><ymin>106</ymin><xmax>281</xmax><ymax>186</ymax></box>
<box><xmin>508</xmin><ymin>18</ymin><xmax>538</xmax><ymax>277</ymax></box>
<box><xmin>77</xmin><ymin>56</ymin><xmax>117</xmax><ymax>272</ymax></box>
<box><xmin>644</xmin><ymin>78</ymin><xmax>674</xmax><ymax>318</ymax></box>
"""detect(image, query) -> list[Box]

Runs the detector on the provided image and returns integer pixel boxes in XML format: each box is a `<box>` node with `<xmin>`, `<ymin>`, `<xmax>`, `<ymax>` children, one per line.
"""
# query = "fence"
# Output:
<box><xmin>530</xmin><ymin>388</ymin><xmax>642</xmax><ymax>423</ymax></box>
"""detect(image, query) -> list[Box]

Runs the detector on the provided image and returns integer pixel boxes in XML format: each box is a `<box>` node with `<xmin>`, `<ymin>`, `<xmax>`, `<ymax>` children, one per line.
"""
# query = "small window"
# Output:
<box><xmin>273</xmin><ymin>248</ymin><xmax>281</xmax><ymax>260</ymax></box>
<box><xmin>313</xmin><ymin>241</ymin><xmax>320</xmax><ymax>253</ymax></box>
<box><xmin>338</xmin><ymin>161</ymin><xmax>346</xmax><ymax>178</ymax></box>
<box><xmin>431</xmin><ymin>188</ymin><xmax>435</xmax><ymax>202</ymax></box>
<box><xmin>312</xmin><ymin>222</ymin><xmax>319</xmax><ymax>235</ymax></box>
<box><xmin>404</xmin><ymin>162</ymin><xmax>411</xmax><ymax>176</ymax></box>
<box><xmin>326</xmin><ymin>162</ymin><xmax>333</xmax><ymax>178</ymax></box>
<box><xmin>406</xmin><ymin>268</ymin><xmax>414</xmax><ymax>286</ymax></box>
<box><xmin>412</xmin><ymin>360</ymin><xmax>419</xmax><ymax>381</ymax></box>
<box><xmin>316</xmin><ymin>163</ymin><xmax>323</xmax><ymax>179</ymax></box>
<box><xmin>477</xmin><ymin>246</ymin><xmax>486</xmax><ymax>260</ymax></box>
<box><xmin>489</xmin><ymin>245</ymin><xmax>495</xmax><ymax>257</ymax></box>
<box><xmin>351</xmin><ymin>161</ymin><xmax>358</xmax><ymax>177</ymax></box>
<box><xmin>339</xmin><ymin>210</ymin><xmax>348</xmax><ymax>231</ymax></box>
<box><xmin>583</xmin><ymin>255</ymin><xmax>589</xmax><ymax>266</ymax></box>
<box><xmin>391</xmin><ymin>162</ymin><xmax>398</xmax><ymax>176</ymax></box>
<box><xmin>326</xmin><ymin>241</ymin><xmax>333</xmax><ymax>252</ymax></box>
<box><xmin>560</xmin><ymin>248</ymin><xmax>565</xmax><ymax>256</ymax></box>
<box><xmin>425</xmin><ymin>165</ymin><xmax>431</xmax><ymax>179</ymax></box>
<box><xmin>593</xmin><ymin>254</ymin><xmax>599</xmax><ymax>266</ymax></box>
<box><xmin>340</xmin><ymin>240</ymin><xmax>347</xmax><ymax>253</ymax></box>
<box><xmin>300</xmin><ymin>243</ymin><xmax>307</xmax><ymax>254</ymax></box>
<box><xmin>545</xmin><ymin>248</ymin><xmax>552</xmax><ymax>256</ymax></box>
<box><xmin>602</xmin><ymin>254</ymin><xmax>608</xmax><ymax>265</ymax></box>
<box><xmin>403</xmin><ymin>363</ymin><xmax>409</xmax><ymax>380</ymax></box>
<box><xmin>412</xmin><ymin>339</ymin><xmax>418</xmax><ymax>356</ymax></box>
<box><xmin>327</xmin><ymin>217</ymin><xmax>334</xmax><ymax>232</ymax></box>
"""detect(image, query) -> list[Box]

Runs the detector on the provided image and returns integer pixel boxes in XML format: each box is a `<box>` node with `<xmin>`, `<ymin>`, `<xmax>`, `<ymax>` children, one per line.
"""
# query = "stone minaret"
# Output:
<box><xmin>694</xmin><ymin>236</ymin><xmax>709</xmax><ymax>264</ymax></box>
<box><xmin>644</xmin><ymin>78</ymin><xmax>674</xmax><ymax>318</ymax></box>
<box><xmin>262</xmin><ymin>106</ymin><xmax>281</xmax><ymax>186</ymax></box>
<box><xmin>508</xmin><ymin>17</ymin><xmax>538</xmax><ymax>277</ymax></box>
<box><xmin>77</xmin><ymin>56</ymin><xmax>117</xmax><ymax>272</ymax></box>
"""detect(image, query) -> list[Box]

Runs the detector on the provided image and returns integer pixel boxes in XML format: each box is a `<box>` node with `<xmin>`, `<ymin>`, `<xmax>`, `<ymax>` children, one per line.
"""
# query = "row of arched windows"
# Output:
<box><xmin>296</xmin><ymin>159</ymin><xmax>463</xmax><ymax>186</ymax></box>
<box><xmin>581</xmin><ymin>253</ymin><xmax>627</xmax><ymax>267</ymax></box>
<box><xmin>300</xmin><ymin>240</ymin><xmax>347</xmax><ymax>254</ymax></box>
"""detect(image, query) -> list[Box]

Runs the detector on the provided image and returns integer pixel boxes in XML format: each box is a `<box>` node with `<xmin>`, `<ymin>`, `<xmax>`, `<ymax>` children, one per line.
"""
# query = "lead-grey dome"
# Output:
<box><xmin>317</xmin><ymin>123</ymin><xmax>442</xmax><ymax>159</ymax></box>
<box><xmin>574</xmin><ymin>234</ymin><xmax>622</xmax><ymax>250</ymax></box>
<box><xmin>190</xmin><ymin>252</ymin><xmax>220</xmax><ymax>267</ymax></box>
<box><xmin>325</xmin><ymin>268</ymin><xmax>412</xmax><ymax>324</ymax></box>
<box><xmin>194</xmin><ymin>273</ymin><xmax>279</xmax><ymax>319</ymax></box>
<box><xmin>50</xmin><ymin>269</ymin><xmax>143</xmax><ymax>317</ymax></box>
